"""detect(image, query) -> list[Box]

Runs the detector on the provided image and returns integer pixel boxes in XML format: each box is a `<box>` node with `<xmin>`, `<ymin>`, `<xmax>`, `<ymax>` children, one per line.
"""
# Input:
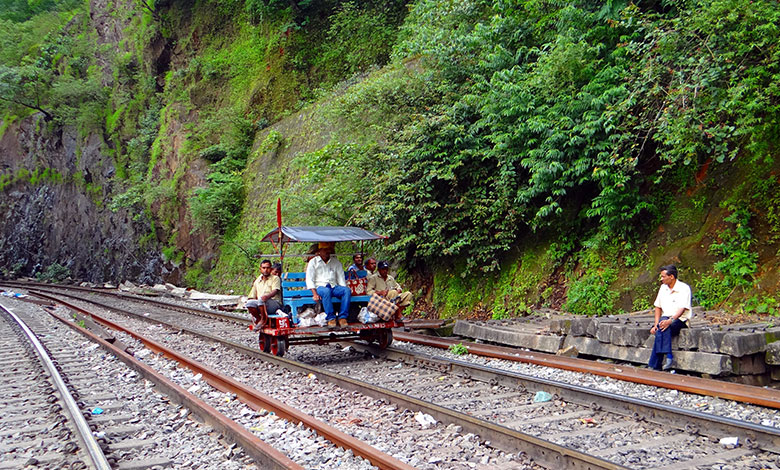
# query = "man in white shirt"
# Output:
<box><xmin>305</xmin><ymin>242</ymin><xmax>351</xmax><ymax>328</ymax></box>
<box><xmin>648</xmin><ymin>264</ymin><xmax>692</xmax><ymax>371</ymax></box>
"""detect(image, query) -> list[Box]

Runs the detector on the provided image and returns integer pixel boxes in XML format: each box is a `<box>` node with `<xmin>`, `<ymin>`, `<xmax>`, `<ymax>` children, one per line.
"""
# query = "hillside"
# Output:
<box><xmin>1</xmin><ymin>0</ymin><xmax>779</xmax><ymax>319</ymax></box>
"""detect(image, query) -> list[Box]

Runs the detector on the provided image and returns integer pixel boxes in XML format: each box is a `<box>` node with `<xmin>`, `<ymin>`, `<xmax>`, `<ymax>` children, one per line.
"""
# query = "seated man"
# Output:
<box><xmin>364</xmin><ymin>257</ymin><xmax>377</xmax><ymax>278</ymax></box>
<box><xmin>367</xmin><ymin>261</ymin><xmax>412</xmax><ymax>313</ymax></box>
<box><xmin>347</xmin><ymin>253</ymin><xmax>365</xmax><ymax>273</ymax></box>
<box><xmin>648</xmin><ymin>264</ymin><xmax>692</xmax><ymax>371</ymax></box>
<box><xmin>246</xmin><ymin>259</ymin><xmax>282</xmax><ymax>328</ymax></box>
<box><xmin>305</xmin><ymin>242</ymin><xmax>351</xmax><ymax>328</ymax></box>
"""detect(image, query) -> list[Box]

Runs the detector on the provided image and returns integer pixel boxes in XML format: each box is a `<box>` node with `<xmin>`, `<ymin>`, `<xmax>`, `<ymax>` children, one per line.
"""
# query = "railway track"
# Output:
<box><xmin>0</xmin><ymin>302</ymin><xmax>111</xmax><ymax>469</ymax></box>
<box><xmin>6</xmin><ymin>282</ymin><xmax>779</xmax><ymax>469</ymax></box>
<box><xmin>0</xmin><ymin>292</ymin><xmax>403</xmax><ymax>469</ymax></box>
<box><xmin>4</xmin><ymin>279</ymin><xmax>777</xmax><ymax>409</ymax></box>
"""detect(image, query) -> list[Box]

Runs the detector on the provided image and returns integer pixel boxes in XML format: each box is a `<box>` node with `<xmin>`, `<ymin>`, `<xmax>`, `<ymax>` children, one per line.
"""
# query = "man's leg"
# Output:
<box><xmin>265</xmin><ymin>299</ymin><xmax>283</xmax><ymax>316</ymax></box>
<box><xmin>246</xmin><ymin>299</ymin><xmax>267</xmax><ymax>328</ymax></box>
<box><xmin>648</xmin><ymin>331</ymin><xmax>664</xmax><ymax>370</ymax></box>
<box><xmin>332</xmin><ymin>285</ymin><xmax>351</xmax><ymax>320</ymax></box>
<box><xmin>388</xmin><ymin>289</ymin><xmax>412</xmax><ymax>308</ymax></box>
<box><xmin>316</xmin><ymin>286</ymin><xmax>335</xmax><ymax>321</ymax></box>
<box><xmin>663</xmin><ymin>319</ymin><xmax>687</xmax><ymax>365</ymax></box>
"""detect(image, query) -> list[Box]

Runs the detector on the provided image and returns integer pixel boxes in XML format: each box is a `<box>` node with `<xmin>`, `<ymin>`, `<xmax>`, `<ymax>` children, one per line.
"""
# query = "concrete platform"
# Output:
<box><xmin>451</xmin><ymin>310</ymin><xmax>780</xmax><ymax>379</ymax></box>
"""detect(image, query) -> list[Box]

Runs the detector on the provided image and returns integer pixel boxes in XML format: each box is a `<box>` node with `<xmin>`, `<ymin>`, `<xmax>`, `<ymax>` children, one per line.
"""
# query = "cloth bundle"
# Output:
<box><xmin>367</xmin><ymin>293</ymin><xmax>398</xmax><ymax>321</ymax></box>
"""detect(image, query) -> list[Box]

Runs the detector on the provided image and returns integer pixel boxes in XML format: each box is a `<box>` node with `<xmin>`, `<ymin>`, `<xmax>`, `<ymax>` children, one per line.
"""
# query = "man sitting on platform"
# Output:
<box><xmin>648</xmin><ymin>264</ymin><xmax>692</xmax><ymax>371</ymax></box>
<box><xmin>246</xmin><ymin>259</ymin><xmax>282</xmax><ymax>329</ymax></box>
<box><xmin>367</xmin><ymin>261</ymin><xmax>412</xmax><ymax>313</ymax></box>
<box><xmin>347</xmin><ymin>253</ymin><xmax>365</xmax><ymax>273</ymax></box>
<box><xmin>305</xmin><ymin>242</ymin><xmax>351</xmax><ymax>328</ymax></box>
<box><xmin>364</xmin><ymin>257</ymin><xmax>377</xmax><ymax>278</ymax></box>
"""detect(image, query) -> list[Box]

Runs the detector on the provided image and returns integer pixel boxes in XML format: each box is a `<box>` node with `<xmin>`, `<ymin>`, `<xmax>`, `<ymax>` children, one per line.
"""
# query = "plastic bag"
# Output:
<box><xmin>299</xmin><ymin>307</ymin><xmax>316</xmax><ymax>319</ymax></box>
<box><xmin>358</xmin><ymin>307</ymin><xmax>379</xmax><ymax>324</ymax></box>
<box><xmin>314</xmin><ymin>312</ymin><xmax>328</xmax><ymax>327</ymax></box>
<box><xmin>298</xmin><ymin>317</ymin><xmax>315</xmax><ymax>328</ymax></box>
<box><xmin>533</xmin><ymin>391</ymin><xmax>553</xmax><ymax>403</ymax></box>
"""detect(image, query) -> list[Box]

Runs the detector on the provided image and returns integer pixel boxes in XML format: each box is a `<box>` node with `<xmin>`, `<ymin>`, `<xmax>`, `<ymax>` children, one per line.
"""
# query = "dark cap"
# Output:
<box><xmin>377</xmin><ymin>261</ymin><xmax>389</xmax><ymax>269</ymax></box>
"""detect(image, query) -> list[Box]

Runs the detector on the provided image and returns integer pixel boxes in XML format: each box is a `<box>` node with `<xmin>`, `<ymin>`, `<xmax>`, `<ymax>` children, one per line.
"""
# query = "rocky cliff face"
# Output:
<box><xmin>0</xmin><ymin>0</ymin><xmax>219</xmax><ymax>285</ymax></box>
<box><xmin>0</xmin><ymin>117</ymin><xmax>173</xmax><ymax>283</ymax></box>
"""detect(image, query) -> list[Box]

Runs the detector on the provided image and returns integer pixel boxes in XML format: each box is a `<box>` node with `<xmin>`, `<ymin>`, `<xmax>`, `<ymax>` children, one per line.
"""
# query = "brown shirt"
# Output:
<box><xmin>367</xmin><ymin>274</ymin><xmax>401</xmax><ymax>295</ymax></box>
<box><xmin>248</xmin><ymin>274</ymin><xmax>281</xmax><ymax>302</ymax></box>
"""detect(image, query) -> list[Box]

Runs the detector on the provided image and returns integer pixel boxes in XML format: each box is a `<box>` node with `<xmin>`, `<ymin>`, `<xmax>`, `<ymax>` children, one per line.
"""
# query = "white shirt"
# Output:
<box><xmin>654</xmin><ymin>279</ymin><xmax>692</xmax><ymax>322</ymax></box>
<box><xmin>305</xmin><ymin>256</ymin><xmax>346</xmax><ymax>289</ymax></box>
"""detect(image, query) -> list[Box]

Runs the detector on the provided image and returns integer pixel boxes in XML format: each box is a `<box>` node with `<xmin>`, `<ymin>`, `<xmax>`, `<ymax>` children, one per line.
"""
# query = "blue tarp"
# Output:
<box><xmin>260</xmin><ymin>226</ymin><xmax>387</xmax><ymax>244</ymax></box>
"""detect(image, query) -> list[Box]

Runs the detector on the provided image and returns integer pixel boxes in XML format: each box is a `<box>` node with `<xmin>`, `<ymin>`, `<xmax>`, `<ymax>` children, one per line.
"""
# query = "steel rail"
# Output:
<box><xmin>30</xmin><ymin>289</ymin><xmax>627</xmax><ymax>470</ymax></box>
<box><xmin>15</xmin><ymin>281</ymin><xmax>780</xmax><ymax>410</ymax></box>
<box><xmin>34</xmin><ymin>303</ymin><xmax>303</xmax><ymax>470</ymax></box>
<box><xmin>0</xmin><ymin>301</ymin><xmax>112</xmax><ymax>470</ymax></box>
<box><xmin>32</xmin><ymin>291</ymin><xmax>417</xmax><ymax>470</ymax></box>
<box><xmin>393</xmin><ymin>332</ymin><xmax>780</xmax><ymax>409</ymax></box>
<box><xmin>1</xmin><ymin>279</ymin><xmax>437</xmax><ymax>330</ymax></box>
<box><xmin>350</xmin><ymin>342</ymin><xmax>780</xmax><ymax>453</ymax></box>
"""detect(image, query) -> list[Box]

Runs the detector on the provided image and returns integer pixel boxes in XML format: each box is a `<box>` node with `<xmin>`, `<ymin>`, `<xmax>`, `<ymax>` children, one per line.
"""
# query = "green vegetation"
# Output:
<box><xmin>2</xmin><ymin>0</ymin><xmax>780</xmax><ymax>319</ymax></box>
<box><xmin>36</xmin><ymin>262</ymin><xmax>70</xmax><ymax>282</ymax></box>
<box><xmin>448</xmin><ymin>343</ymin><xmax>468</xmax><ymax>356</ymax></box>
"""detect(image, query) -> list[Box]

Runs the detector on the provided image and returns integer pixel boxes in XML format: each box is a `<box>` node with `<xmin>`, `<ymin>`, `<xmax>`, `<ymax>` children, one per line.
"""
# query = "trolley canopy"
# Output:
<box><xmin>260</xmin><ymin>226</ymin><xmax>387</xmax><ymax>244</ymax></box>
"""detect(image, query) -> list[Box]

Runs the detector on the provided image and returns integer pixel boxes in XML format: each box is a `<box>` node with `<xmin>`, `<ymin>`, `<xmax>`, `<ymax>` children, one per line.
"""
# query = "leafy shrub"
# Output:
<box><xmin>36</xmin><ymin>263</ymin><xmax>70</xmax><ymax>282</ymax></box>
<box><xmin>326</xmin><ymin>0</ymin><xmax>780</xmax><ymax>275</ymax></box>
<box><xmin>189</xmin><ymin>160</ymin><xmax>245</xmax><ymax>236</ymax></box>
<box><xmin>563</xmin><ymin>267</ymin><xmax>619</xmax><ymax>316</ymax></box>
<box><xmin>199</xmin><ymin>144</ymin><xmax>230</xmax><ymax>163</ymax></box>
<box><xmin>282</xmin><ymin>141</ymin><xmax>383</xmax><ymax>225</ymax></box>
<box><xmin>316</xmin><ymin>2</ymin><xmax>399</xmax><ymax>82</ymax></box>
<box><xmin>694</xmin><ymin>274</ymin><xmax>731</xmax><ymax>309</ymax></box>
<box><xmin>710</xmin><ymin>204</ymin><xmax>758</xmax><ymax>289</ymax></box>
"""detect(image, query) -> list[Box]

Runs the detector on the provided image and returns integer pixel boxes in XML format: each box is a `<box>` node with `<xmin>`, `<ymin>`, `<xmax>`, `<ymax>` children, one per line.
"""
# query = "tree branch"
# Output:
<box><xmin>0</xmin><ymin>95</ymin><xmax>52</xmax><ymax>120</ymax></box>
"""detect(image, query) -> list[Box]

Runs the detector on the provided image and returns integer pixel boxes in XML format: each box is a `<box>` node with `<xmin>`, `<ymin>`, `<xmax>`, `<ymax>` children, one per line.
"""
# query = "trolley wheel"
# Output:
<box><xmin>270</xmin><ymin>335</ymin><xmax>287</xmax><ymax>357</ymax></box>
<box><xmin>377</xmin><ymin>329</ymin><xmax>393</xmax><ymax>349</ymax></box>
<box><xmin>258</xmin><ymin>333</ymin><xmax>271</xmax><ymax>353</ymax></box>
<box><xmin>359</xmin><ymin>330</ymin><xmax>376</xmax><ymax>344</ymax></box>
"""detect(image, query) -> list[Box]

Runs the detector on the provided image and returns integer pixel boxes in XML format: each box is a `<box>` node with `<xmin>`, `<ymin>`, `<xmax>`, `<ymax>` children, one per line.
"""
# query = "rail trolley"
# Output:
<box><xmin>252</xmin><ymin>224</ymin><xmax>403</xmax><ymax>357</ymax></box>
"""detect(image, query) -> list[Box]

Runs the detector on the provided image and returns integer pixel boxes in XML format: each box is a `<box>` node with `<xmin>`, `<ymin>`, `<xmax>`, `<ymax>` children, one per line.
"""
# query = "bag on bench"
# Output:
<box><xmin>345</xmin><ymin>270</ymin><xmax>368</xmax><ymax>296</ymax></box>
<box><xmin>367</xmin><ymin>293</ymin><xmax>398</xmax><ymax>321</ymax></box>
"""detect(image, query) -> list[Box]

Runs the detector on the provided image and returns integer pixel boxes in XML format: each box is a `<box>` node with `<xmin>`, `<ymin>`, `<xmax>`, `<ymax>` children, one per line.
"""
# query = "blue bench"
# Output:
<box><xmin>282</xmin><ymin>271</ymin><xmax>371</xmax><ymax>324</ymax></box>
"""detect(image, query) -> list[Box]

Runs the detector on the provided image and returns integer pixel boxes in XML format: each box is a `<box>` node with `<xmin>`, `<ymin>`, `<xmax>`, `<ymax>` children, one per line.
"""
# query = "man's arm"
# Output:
<box><xmin>388</xmin><ymin>276</ymin><xmax>401</xmax><ymax>291</ymax></box>
<box><xmin>367</xmin><ymin>276</ymin><xmax>377</xmax><ymax>295</ymax></box>
<box><xmin>659</xmin><ymin>307</ymin><xmax>686</xmax><ymax>330</ymax></box>
<box><xmin>305</xmin><ymin>260</ymin><xmax>321</xmax><ymax>301</ymax></box>
<box><xmin>261</xmin><ymin>276</ymin><xmax>282</xmax><ymax>302</ymax></box>
<box><xmin>335</xmin><ymin>260</ymin><xmax>346</xmax><ymax>287</ymax></box>
<box><xmin>248</xmin><ymin>280</ymin><xmax>258</xmax><ymax>300</ymax></box>
<box><xmin>651</xmin><ymin>306</ymin><xmax>662</xmax><ymax>333</ymax></box>
<box><xmin>261</xmin><ymin>288</ymin><xmax>280</xmax><ymax>302</ymax></box>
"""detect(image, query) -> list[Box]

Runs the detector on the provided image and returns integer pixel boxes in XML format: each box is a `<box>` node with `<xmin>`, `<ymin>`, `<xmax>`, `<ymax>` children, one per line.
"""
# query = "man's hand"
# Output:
<box><xmin>378</xmin><ymin>290</ymin><xmax>388</xmax><ymax>296</ymax></box>
<box><xmin>650</xmin><ymin>325</ymin><xmax>658</xmax><ymax>334</ymax></box>
<box><xmin>312</xmin><ymin>292</ymin><xmax>321</xmax><ymax>302</ymax></box>
<box><xmin>658</xmin><ymin>318</ymin><xmax>671</xmax><ymax>331</ymax></box>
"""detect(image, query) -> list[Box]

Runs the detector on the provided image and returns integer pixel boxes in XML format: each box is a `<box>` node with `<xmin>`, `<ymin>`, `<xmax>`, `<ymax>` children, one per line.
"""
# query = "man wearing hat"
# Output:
<box><xmin>305</xmin><ymin>242</ymin><xmax>351</xmax><ymax>327</ymax></box>
<box><xmin>367</xmin><ymin>261</ymin><xmax>412</xmax><ymax>311</ymax></box>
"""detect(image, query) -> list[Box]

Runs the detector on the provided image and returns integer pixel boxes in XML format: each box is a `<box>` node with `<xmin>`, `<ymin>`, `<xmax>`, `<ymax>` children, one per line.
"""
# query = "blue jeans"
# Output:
<box><xmin>648</xmin><ymin>316</ymin><xmax>687</xmax><ymax>370</ymax></box>
<box><xmin>316</xmin><ymin>285</ymin><xmax>351</xmax><ymax>321</ymax></box>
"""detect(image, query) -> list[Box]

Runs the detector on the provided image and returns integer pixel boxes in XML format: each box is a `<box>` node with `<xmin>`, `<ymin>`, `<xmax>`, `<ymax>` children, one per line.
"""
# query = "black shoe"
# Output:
<box><xmin>662</xmin><ymin>357</ymin><xmax>674</xmax><ymax>370</ymax></box>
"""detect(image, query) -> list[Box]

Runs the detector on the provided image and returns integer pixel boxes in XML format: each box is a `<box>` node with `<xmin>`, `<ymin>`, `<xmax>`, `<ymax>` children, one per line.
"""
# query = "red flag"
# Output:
<box><xmin>276</xmin><ymin>198</ymin><xmax>282</xmax><ymax>241</ymax></box>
